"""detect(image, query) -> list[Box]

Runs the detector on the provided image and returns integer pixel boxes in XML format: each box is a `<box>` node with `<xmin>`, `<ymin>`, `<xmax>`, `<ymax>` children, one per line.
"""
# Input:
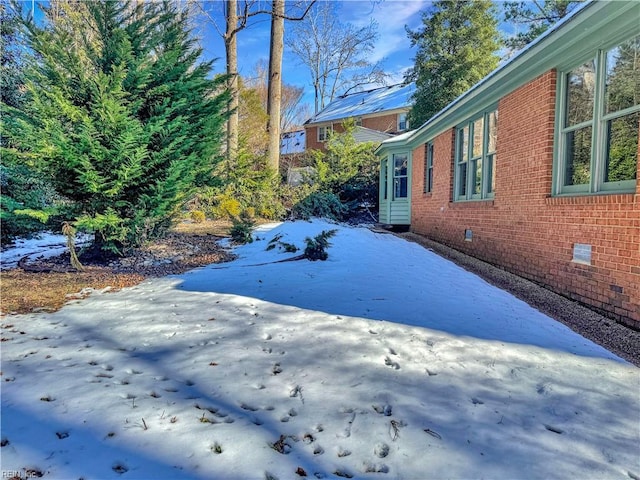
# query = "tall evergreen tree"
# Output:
<box><xmin>405</xmin><ymin>0</ymin><xmax>501</xmax><ymax>128</ymax></box>
<box><xmin>2</xmin><ymin>0</ymin><xmax>230</xmax><ymax>254</ymax></box>
<box><xmin>0</xmin><ymin>2</ymin><xmax>25</xmax><ymax>110</ymax></box>
<box><xmin>503</xmin><ymin>0</ymin><xmax>583</xmax><ymax>52</ymax></box>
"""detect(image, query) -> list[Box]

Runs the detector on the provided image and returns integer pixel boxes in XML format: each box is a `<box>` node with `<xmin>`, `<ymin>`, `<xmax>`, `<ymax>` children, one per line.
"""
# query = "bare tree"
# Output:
<box><xmin>247</xmin><ymin>59</ymin><xmax>305</xmax><ymax>133</ymax></box>
<box><xmin>266</xmin><ymin>0</ymin><xmax>284</xmax><ymax>170</ymax></box>
<box><xmin>194</xmin><ymin>0</ymin><xmax>314</xmax><ymax>168</ymax></box>
<box><xmin>286</xmin><ymin>1</ymin><xmax>388</xmax><ymax>114</ymax></box>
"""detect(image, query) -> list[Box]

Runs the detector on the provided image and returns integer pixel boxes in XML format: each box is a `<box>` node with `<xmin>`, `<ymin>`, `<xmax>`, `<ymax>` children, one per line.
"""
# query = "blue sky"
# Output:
<box><xmin>197</xmin><ymin>0</ymin><xmax>431</xmax><ymax>109</ymax></box>
<box><xmin>26</xmin><ymin>0</ymin><xmax>515</xmax><ymax>115</ymax></box>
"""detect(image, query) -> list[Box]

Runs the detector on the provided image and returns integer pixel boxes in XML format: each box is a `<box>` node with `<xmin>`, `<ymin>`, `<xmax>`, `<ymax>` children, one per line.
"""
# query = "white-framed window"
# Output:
<box><xmin>393</xmin><ymin>153</ymin><xmax>408</xmax><ymax>199</ymax></box>
<box><xmin>556</xmin><ymin>34</ymin><xmax>639</xmax><ymax>194</ymax></box>
<box><xmin>398</xmin><ymin>113</ymin><xmax>409</xmax><ymax>131</ymax></box>
<box><xmin>354</xmin><ymin>116</ymin><xmax>363</xmax><ymax>127</ymax></box>
<box><xmin>455</xmin><ymin>109</ymin><xmax>498</xmax><ymax>201</ymax></box>
<box><xmin>424</xmin><ymin>142</ymin><xmax>434</xmax><ymax>193</ymax></box>
<box><xmin>317</xmin><ymin>125</ymin><xmax>332</xmax><ymax>142</ymax></box>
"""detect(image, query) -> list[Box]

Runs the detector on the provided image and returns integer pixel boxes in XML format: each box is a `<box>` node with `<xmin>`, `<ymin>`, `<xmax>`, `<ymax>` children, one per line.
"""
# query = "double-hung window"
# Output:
<box><xmin>398</xmin><ymin>113</ymin><xmax>409</xmax><ymax>131</ymax></box>
<box><xmin>455</xmin><ymin>109</ymin><xmax>498</xmax><ymax>200</ymax></box>
<box><xmin>424</xmin><ymin>142</ymin><xmax>434</xmax><ymax>193</ymax></box>
<box><xmin>393</xmin><ymin>153</ymin><xmax>408</xmax><ymax>199</ymax></box>
<box><xmin>318</xmin><ymin>125</ymin><xmax>332</xmax><ymax>142</ymax></box>
<box><xmin>557</xmin><ymin>34</ymin><xmax>639</xmax><ymax>194</ymax></box>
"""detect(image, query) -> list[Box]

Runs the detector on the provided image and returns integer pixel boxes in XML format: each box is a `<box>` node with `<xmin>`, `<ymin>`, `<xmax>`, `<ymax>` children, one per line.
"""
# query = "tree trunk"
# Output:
<box><xmin>266</xmin><ymin>0</ymin><xmax>284</xmax><ymax>171</ymax></box>
<box><xmin>225</xmin><ymin>0</ymin><xmax>239</xmax><ymax>164</ymax></box>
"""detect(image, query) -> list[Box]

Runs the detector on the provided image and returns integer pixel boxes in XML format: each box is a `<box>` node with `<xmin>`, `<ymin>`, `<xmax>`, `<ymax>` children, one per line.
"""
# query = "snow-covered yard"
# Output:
<box><xmin>1</xmin><ymin>220</ymin><xmax>638</xmax><ymax>480</ymax></box>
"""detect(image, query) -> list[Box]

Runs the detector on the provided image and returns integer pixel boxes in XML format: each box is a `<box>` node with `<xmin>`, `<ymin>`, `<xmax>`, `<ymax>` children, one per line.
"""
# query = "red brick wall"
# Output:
<box><xmin>410</xmin><ymin>70</ymin><xmax>640</xmax><ymax>328</ymax></box>
<box><xmin>362</xmin><ymin>113</ymin><xmax>401</xmax><ymax>133</ymax></box>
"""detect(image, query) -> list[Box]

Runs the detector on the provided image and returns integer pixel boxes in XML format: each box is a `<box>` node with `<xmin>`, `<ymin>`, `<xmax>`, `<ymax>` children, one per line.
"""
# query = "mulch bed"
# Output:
<box><xmin>1</xmin><ymin>233</ymin><xmax>235</xmax><ymax>315</ymax></box>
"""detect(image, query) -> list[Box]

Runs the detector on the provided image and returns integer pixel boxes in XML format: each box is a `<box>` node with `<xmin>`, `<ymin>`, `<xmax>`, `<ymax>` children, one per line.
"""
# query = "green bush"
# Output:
<box><xmin>229</xmin><ymin>212</ymin><xmax>255</xmax><ymax>244</ymax></box>
<box><xmin>288</xmin><ymin>120</ymin><xmax>379</xmax><ymax>221</ymax></box>
<box><xmin>0</xmin><ymin>164</ymin><xmax>60</xmax><ymax>245</ymax></box>
<box><xmin>292</xmin><ymin>191</ymin><xmax>347</xmax><ymax>220</ymax></box>
<box><xmin>189</xmin><ymin>210</ymin><xmax>206</xmax><ymax>223</ymax></box>
<box><xmin>304</xmin><ymin>229</ymin><xmax>337</xmax><ymax>261</ymax></box>
<box><xmin>2</xmin><ymin>2</ymin><xmax>230</xmax><ymax>254</ymax></box>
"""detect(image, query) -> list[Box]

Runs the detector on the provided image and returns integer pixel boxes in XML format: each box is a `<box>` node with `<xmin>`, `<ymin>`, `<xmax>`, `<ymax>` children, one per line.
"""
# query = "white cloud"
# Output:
<box><xmin>344</xmin><ymin>0</ymin><xmax>430</xmax><ymax>63</ymax></box>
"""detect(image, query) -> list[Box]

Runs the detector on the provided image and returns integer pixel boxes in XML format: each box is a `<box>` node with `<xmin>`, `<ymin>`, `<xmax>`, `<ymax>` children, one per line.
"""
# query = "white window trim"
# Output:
<box><xmin>398</xmin><ymin>113</ymin><xmax>408</xmax><ymax>132</ymax></box>
<box><xmin>317</xmin><ymin>125</ymin><xmax>333</xmax><ymax>142</ymax></box>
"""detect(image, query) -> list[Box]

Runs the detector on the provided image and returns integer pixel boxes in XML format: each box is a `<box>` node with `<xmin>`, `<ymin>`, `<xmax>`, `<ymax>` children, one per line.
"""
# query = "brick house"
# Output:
<box><xmin>304</xmin><ymin>83</ymin><xmax>416</xmax><ymax>152</ymax></box>
<box><xmin>377</xmin><ymin>1</ymin><xmax>640</xmax><ymax>328</ymax></box>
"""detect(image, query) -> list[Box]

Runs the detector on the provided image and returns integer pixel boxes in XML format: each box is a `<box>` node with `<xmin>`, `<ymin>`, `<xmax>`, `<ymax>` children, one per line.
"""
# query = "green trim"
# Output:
<box><xmin>379</xmin><ymin>150</ymin><xmax>412</xmax><ymax>225</ymax></box>
<box><xmin>453</xmin><ymin>109</ymin><xmax>498</xmax><ymax>201</ymax></box>
<box><xmin>377</xmin><ymin>1</ymin><xmax>640</xmax><ymax>157</ymax></box>
<box><xmin>554</xmin><ymin>32</ymin><xmax>639</xmax><ymax>195</ymax></box>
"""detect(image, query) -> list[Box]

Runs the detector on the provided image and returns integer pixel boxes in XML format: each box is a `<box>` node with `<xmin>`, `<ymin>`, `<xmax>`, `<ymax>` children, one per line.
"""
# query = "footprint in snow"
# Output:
<box><xmin>374</xmin><ymin>443</ymin><xmax>390</xmax><ymax>458</ymax></box>
<box><xmin>337</xmin><ymin>447</ymin><xmax>351</xmax><ymax>457</ymax></box>
<box><xmin>364</xmin><ymin>463</ymin><xmax>389</xmax><ymax>474</ymax></box>
<box><xmin>384</xmin><ymin>356</ymin><xmax>400</xmax><ymax>370</ymax></box>
<box><xmin>112</xmin><ymin>463</ymin><xmax>128</xmax><ymax>474</ymax></box>
<box><xmin>471</xmin><ymin>398</ymin><xmax>484</xmax><ymax>405</ymax></box>
<box><xmin>373</xmin><ymin>404</ymin><xmax>392</xmax><ymax>416</ymax></box>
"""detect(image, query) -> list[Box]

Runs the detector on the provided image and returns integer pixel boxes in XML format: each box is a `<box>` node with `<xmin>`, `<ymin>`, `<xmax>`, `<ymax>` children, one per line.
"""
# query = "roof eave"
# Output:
<box><xmin>379</xmin><ymin>0</ymin><xmax>640</xmax><ymax>155</ymax></box>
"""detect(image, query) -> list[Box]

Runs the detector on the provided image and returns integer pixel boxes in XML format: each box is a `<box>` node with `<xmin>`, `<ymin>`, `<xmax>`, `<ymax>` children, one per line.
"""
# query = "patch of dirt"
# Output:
<box><xmin>1</xmin><ymin>231</ymin><xmax>235</xmax><ymax>315</ymax></box>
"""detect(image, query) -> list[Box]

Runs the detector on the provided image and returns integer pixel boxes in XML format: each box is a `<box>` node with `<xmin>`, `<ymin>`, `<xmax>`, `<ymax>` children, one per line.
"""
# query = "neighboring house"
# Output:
<box><xmin>280</xmin><ymin>129</ymin><xmax>306</xmax><ymax>179</ymax></box>
<box><xmin>280</xmin><ymin>130</ymin><xmax>305</xmax><ymax>161</ymax></box>
<box><xmin>304</xmin><ymin>83</ymin><xmax>416</xmax><ymax>151</ymax></box>
<box><xmin>377</xmin><ymin>1</ymin><xmax>639</xmax><ymax>328</ymax></box>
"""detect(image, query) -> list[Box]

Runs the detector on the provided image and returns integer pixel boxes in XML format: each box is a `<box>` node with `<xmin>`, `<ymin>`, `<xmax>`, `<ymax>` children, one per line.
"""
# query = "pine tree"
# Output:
<box><xmin>2</xmin><ymin>1</ymin><xmax>230</xmax><ymax>254</ymax></box>
<box><xmin>503</xmin><ymin>0</ymin><xmax>582</xmax><ymax>51</ymax></box>
<box><xmin>405</xmin><ymin>0</ymin><xmax>501</xmax><ymax>128</ymax></box>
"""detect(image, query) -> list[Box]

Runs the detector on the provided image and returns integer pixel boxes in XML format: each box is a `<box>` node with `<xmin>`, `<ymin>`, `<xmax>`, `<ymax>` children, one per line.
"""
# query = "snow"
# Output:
<box><xmin>1</xmin><ymin>232</ymin><xmax>92</xmax><ymax>270</ymax></box>
<box><xmin>306</xmin><ymin>84</ymin><xmax>416</xmax><ymax>125</ymax></box>
<box><xmin>1</xmin><ymin>219</ymin><xmax>639</xmax><ymax>480</ymax></box>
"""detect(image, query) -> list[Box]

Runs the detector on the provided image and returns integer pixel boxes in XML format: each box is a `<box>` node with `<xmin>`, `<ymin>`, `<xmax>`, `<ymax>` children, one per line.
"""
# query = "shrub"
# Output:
<box><xmin>266</xmin><ymin>233</ymin><xmax>299</xmax><ymax>253</ymax></box>
<box><xmin>304</xmin><ymin>229</ymin><xmax>337</xmax><ymax>261</ymax></box>
<box><xmin>229</xmin><ymin>212</ymin><xmax>255</xmax><ymax>244</ymax></box>
<box><xmin>291</xmin><ymin>191</ymin><xmax>347</xmax><ymax>220</ymax></box>
<box><xmin>189</xmin><ymin>210</ymin><xmax>206</xmax><ymax>223</ymax></box>
<box><xmin>0</xmin><ymin>164</ymin><xmax>60</xmax><ymax>245</ymax></box>
<box><xmin>2</xmin><ymin>2</ymin><xmax>230</xmax><ymax>254</ymax></box>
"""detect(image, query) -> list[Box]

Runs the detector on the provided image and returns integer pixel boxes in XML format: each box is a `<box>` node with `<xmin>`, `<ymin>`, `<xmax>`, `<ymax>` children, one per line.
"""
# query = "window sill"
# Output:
<box><xmin>545</xmin><ymin>193</ymin><xmax>637</xmax><ymax>206</ymax></box>
<box><xmin>449</xmin><ymin>199</ymin><xmax>495</xmax><ymax>208</ymax></box>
